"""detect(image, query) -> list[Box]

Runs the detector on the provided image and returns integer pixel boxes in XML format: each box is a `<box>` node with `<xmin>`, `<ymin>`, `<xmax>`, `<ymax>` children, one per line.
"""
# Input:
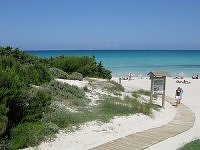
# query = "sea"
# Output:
<box><xmin>26</xmin><ymin>50</ymin><xmax>200</xmax><ymax>77</ymax></box>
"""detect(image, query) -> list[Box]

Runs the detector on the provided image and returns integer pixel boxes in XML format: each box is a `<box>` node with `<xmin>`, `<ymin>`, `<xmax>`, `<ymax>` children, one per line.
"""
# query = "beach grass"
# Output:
<box><xmin>95</xmin><ymin>95</ymin><xmax>157</xmax><ymax>122</ymax></box>
<box><xmin>104</xmin><ymin>80</ymin><xmax>124</xmax><ymax>96</ymax></box>
<box><xmin>132</xmin><ymin>89</ymin><xmax>158</xmax><ymax>99</ymax></box>
<box><xmin>41</xmin><ymin>94</ymin><xmax>157</xmax><ymax>129</ymax></box>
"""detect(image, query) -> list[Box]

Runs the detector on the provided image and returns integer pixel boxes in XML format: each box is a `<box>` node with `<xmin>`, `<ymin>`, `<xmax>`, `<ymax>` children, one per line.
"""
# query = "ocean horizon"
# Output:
<box><xmin>26</xmin><ymin>50</ymin><xmax>200</xmax><ymax>77</ymax></box>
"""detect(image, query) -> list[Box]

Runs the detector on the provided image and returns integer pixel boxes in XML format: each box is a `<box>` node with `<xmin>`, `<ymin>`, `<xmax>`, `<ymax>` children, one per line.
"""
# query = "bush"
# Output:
<box><xmin>50</xmin><ymin>56</ymin><xmax>96</xmax><ymax>76</ymax></box>
<box><xmin>0</xmin><ymin>115</ymin><xmax>7</xmax><ymax>136</ymax></box>
<box><xmin>10</xmin><ymin>122</ymin><xmax>45</xmax><ymax>150</ymax></box>
<box><xmin>0</xmin><ymin>138</ymin><xmax>10</xmax><ymax>150</ymax></box>
<box><xmin>0</xmin><ymin>47</ymin><xmax>39</xmax><ymax>64</ymax></box>
<box><xmin>0</xmin><ymin>104</ymin><xmax>8</xmax><ymax>135</ymax></box>
<box><xmin>43</xmin><ymin>109</ymin><xmax>84</xmax><ymax>129</ymax></box>
<box><xmin>179</xmin><ymin>139</ymin><xmax>200</xmax><ymax>150</ymax></box>
<box><xmin>0</xmin><ymin>68</ymin><xmax>26</xmax><ymax>128</ymax></box>
<box><xmin>47</xmin><ymin>80</ymin><xmax>89</xmax><ymax>106</ymax></box>
<box><xmin>20</xmin><ymin>63</ymin><xmax>52</xmax><ymax>85</ymax></box>
<box><xmin>68</xmin><ymin>72</ymin><xmax>83</xmax><ymax>81</ymax></box>
<box><xmin>0</xmin><ymin>55</ymin><xmax>20</xmax><ymax>70</ymax></box>
<box><xmin>49</xmin><ymin>56</ymin><xmax>112</xmax><ymax>79</ymax></box>
<box><xmin>96</xmin><ymin>61</ymin><xmax>112</xmax><ymax>79</ymax></box>
<box><xmin>49</xmin><ymin>67</ymin><xmax>69</xmax><ymax>79</ymax></box>
<box><xmin>23</xmin><ymin>89</ymin><xmax>52</xmax><ymax>122</ymax></box>
<box><xmin>49</xmin><ymin>68</ymin><xmax>83</xmax><ymax>81</ymax></box>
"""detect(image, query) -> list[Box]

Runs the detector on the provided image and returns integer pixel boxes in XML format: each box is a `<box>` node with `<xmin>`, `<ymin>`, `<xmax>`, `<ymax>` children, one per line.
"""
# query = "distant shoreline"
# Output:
<box><xmin>26</xmin><ymin>50</ymin><xmax>200</xmax><ymax>77</ymax></box>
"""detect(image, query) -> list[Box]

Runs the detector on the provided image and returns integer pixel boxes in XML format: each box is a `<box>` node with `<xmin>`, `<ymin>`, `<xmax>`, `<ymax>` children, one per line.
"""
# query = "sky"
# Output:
<box><xmin>0</xmin><ymin>0</ymin><xmax>200</xmax><ymax>50</ymax></box>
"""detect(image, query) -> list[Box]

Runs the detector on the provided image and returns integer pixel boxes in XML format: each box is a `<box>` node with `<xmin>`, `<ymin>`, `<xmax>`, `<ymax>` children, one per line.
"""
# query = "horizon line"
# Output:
<box><xmin>24</xmin><ymin>49</ymin><xmax>200</xmax><ymax>51</ymax></box>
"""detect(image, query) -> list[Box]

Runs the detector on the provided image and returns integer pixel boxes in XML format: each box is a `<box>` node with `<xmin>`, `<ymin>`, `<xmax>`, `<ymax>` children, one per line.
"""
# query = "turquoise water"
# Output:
<box><xmin>26</xmin><ymin>50</ymin><xmax>200</xmax><ymax>77</ymax></box>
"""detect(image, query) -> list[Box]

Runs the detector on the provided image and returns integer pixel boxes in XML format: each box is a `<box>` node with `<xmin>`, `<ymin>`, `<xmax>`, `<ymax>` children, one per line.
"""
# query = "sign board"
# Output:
<box><xmin>148</xmin><ymin>71</ymin><xmax>168</xmax><ymax>108</ymax></box>
<box><xmin>153</xmin><ymin>78</ymin><xmax>164</xmax><ymax>94</ymax></box>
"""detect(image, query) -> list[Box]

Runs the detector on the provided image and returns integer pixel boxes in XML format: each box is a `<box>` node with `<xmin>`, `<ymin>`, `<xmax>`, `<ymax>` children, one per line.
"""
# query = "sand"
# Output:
<box><xmin>116</xmin><ymin>77</ymin><xmax>200</xmax><ymax>150</ymax></box>
<box><xmin>147</xmin><ymin>77</ymin><xmax>200</xmax><ymax>150</ymax></box>
<box><xmin>26</xmin><ymin>77</ymin><xmax>199</xmax><ymax>150</ymax></box>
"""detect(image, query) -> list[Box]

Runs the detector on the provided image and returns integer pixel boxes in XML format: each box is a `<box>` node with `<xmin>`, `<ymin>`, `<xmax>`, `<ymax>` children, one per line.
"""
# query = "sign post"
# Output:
<box><xmin>148</xmin><ymin>72</ymin><xmax>168</xmax><ymax>108</ymax></box>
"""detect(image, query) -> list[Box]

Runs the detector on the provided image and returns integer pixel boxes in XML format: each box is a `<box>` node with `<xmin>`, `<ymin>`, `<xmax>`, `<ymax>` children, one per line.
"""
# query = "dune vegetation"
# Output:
<box><xmin>0</xmin><ymin>47</ymin><xmax>158</xmax><ymax>150</ymax></box>
<box><xmin>179</xmin><ymin>139</ymin><xmax>200</xmax><ymax>150</ymax></box>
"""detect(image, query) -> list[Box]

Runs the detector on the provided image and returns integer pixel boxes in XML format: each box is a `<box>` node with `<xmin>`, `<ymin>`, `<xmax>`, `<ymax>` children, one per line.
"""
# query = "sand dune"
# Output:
<box><xmin>25</xmin><ymin>77</ymin><xmax>200</xmax><ymax>150</ymax></box>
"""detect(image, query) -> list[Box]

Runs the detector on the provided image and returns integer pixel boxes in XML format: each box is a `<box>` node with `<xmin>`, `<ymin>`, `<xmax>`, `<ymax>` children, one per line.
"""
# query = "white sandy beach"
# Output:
<box><xmin>114</xmin><ymin>77</ymin><xmax>200</xmax><ymax>150</ymax></box>
<box><xmin>26</xmin><ymin>77</ymin><xmax>200</xmax><ymax>150</ymax></box>
<box><xmin>147</xmin><ymin>77</ymin><xmax>200</xmax><ymax>150</ymax></box>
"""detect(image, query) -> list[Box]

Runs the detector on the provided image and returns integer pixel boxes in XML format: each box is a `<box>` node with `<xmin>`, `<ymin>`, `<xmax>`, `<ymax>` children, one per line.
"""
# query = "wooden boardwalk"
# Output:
<box><xmin>90</xmin><ymin>96</ymin><xmax>195</xmax><ymax>150</ymax></box>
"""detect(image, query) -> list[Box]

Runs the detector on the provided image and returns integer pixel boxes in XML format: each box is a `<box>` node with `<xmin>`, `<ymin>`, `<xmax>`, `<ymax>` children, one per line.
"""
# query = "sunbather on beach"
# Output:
<box><xmin>183</xmin><ymin>80</ymin><xmax>191</xmax><ymax>84</ymax></box>
<box><xmin>122</xmin><ymin>76</ymin><xmax>128</xmax><ymax>80</ymax></box>
<box><xmin>176</xmin><ymin>80</ymin><xmax>182</xmax><ymax>83</ymax></box>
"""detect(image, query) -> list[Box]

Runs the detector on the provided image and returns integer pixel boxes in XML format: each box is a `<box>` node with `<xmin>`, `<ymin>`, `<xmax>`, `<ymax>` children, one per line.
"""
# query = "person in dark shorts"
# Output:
<box><xmin>175</xmin><ymin>87</ymin><xmax>182</xmax><ymax>107</ymax></box>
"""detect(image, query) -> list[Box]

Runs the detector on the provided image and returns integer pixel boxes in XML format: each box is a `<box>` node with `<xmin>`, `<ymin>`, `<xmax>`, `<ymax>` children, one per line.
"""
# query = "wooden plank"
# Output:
<box><xmin>90</xmin><ymin>96</ymin><xmax>195</xmax><ymax>150</ymax></box>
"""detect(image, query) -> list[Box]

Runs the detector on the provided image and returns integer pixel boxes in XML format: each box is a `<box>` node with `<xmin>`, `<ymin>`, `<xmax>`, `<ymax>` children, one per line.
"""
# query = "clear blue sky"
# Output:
<box><xmin>0</xmin><ymin>0</ymin><xmax>199</xmax><ymax>50</ymax></box>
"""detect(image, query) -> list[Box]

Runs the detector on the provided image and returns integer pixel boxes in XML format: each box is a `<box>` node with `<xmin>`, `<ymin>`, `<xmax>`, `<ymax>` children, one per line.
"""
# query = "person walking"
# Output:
<box><xmin>175</xmin><ymin>87</ymin><xmax>182</xmax><ymax>107</ymax></box>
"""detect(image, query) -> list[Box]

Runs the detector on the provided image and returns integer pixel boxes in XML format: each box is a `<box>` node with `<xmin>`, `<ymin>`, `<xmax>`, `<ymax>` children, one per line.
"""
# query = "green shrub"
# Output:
<box><xmin>47</xmin><ymin>80</ymin><xmax>89</xmax><ymax>106</ymax></box>
<box><xmin>179</xmin><ymin>139</ymin><xmax>200</xmax><ymax>150</ymax></box>
<box><xmin>49</xmin><ymin>56</ymin><xmax>111</xmax><ymax>79</ymax></box>
<box><xmin>0</xmin><ymin>115</ymin><xmax>7</xmax><ymax>136</ymax></box>
<box><xmin>0</xmin><ymin>104</ymin><xmax>8</xmax><ymax>135</ymax></box>
<box><xmin>23</xmin><ymin>89</ymin><xmax>52</xmax><ymax>122</ymax></box>
<box><xmin>68</xmin><ymin>72</ymin><xmax>83</xmax><ymax>81</ymax></box>
<box><xmin>49</xmin><ymin>67</ymin><xmax>69</xmax><ymax>79</ymax></box>
<box><xmin>20</xmin><ymin>63</ymin><xmax>52</xmax><ymax>85</ymax></box>
<box><xmin>96</xmin><ymin>61</ymin><xmax>112</xmax><ymax>79</ymax></box>
<box><xmin>0</xmin><ymin>47</ymin><xmax>39</xmax><ymax>64</ymax></box>
<box><xmin>50</xmin><ymin>56</ymin><xmax>96</xmax><ymax>76</ymax></box>
<box><xmin>0</xmin><ymin>69</ymin><xmax>24</xmax><ymax>101</ymax></box>
<box><xmin>49</xmin><ymin>68</ymin><xmax>83</xmax><ymax>81</ymax></box>
<box><xmin>10</xmin><ymin>122</ymin><xmax>45</xmax><ymax>150</ymax></box>
<box><xmin>0</xmin><ymin>68</ymin><xmax>26</xmax><ymax>127</ymax></box>
<box><xmin>42</xmin><ymin>122</ymin><xmax>59</xmax><ymax>140</ymax></box>
<box><xmin>0</xmin><ymin>55</ymin><xmax>20</xmax><ymax>70</ymax></box>
<box><xmin>0</xmin><ymin>104</ymin><xmax>8</xmax><ymax>117</ymax></box>
<box><xmin>43</xmin><ymin>109</ymin><xmax>84</xmax><ymax>129</ymax></box>
<box><xmin>0</xmin><ymin>138</ymin><xmax>10</xmax><ymax>150</ymax></box>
